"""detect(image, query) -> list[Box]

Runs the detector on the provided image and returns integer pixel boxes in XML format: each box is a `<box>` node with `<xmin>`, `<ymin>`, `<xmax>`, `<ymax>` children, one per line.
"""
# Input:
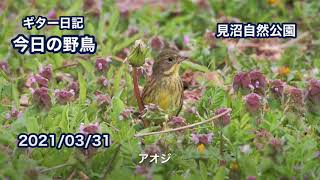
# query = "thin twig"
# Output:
<box><xmin>40</xmin><ymin>163</ymin><xmax>70</xmax><ymax>173</ymax></box>
<box><xmin>134</xmin><ymin>108</ymin><xmax>232</xmax><ymax>137</ymax></box>
<box><xmin>66</xmin><ymin>170</ymin><xmax>76</xmax><ymax>180</ymax></box>
<box><xmin>54</xmin><ymin>63</ymin><xmax>79</xmax><ymax>71</ymax></box>
<box><xmin>111</xmin><ymin>56</ymin><xmax>125</xmax><ymax>62</ymax></box>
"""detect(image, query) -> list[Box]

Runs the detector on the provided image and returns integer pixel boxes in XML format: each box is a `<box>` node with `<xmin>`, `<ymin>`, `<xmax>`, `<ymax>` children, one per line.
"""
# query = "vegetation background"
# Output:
<box><xmin>0</xmin><ymin>0</ymin><xmax>320</xmax><ymax>179</ymax></box>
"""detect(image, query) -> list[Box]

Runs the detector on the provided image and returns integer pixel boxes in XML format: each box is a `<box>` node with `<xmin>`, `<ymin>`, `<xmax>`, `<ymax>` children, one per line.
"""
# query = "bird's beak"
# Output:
<box><xmin>178</xmin><ymin>56</ymin><xmax>188</xmax><ymax>63</ymax></box>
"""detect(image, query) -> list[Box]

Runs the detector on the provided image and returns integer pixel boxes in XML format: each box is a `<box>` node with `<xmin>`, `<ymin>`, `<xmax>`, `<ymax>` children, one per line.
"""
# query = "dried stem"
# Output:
<box><xmin>135</xmin><ymin>108</ymin><xmax>232</xmax><ymax>137</ymax></box>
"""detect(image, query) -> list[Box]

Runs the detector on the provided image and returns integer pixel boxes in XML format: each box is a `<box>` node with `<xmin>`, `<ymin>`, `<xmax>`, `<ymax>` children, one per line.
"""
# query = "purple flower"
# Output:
<box><xmin>0</xmin><ymin>61</ymin><xmax>9</xmax><ymax>73</ymax></box>
<box><xmin>79</xmin><ymin>122</ymin><xmax>100</xmax><ymax>135</ymax></box>
<box><xmin>270</xmin><ymin>79</ymin><xmax>285</xmax><ymax>97</ymax></box>
<box><xmin>214</xmin><ymin>108</ymin><xmax>231</xmax><ymax>127</ymax></box>
<box><xmin>144</xmin><ymin>104</ymin><xmax>160</xmax><ymax>112</ymax></box>
<box><xmin>191</xmin><ymin>133</ymin><xmax>213</xmax><ymax>145</ymax></box>
<box><xmin>140</xmin><ymin>60</ymin><xmax>154</xmax><ymax>78</ymax></box>
<box><xmin>34</xmin><ymin>74</ymin><xmax>49</xmax><ymax>87</ymax></box>
<box><xmin>244</xmin><ymin>93</ymin><xmax>262</xmax><ymax>114</ymax></box>
<box><xmin>168</xmin><ymin>116</ymin><xmax>187</xmax><ymax>128</ymax></box>
<box><xmin>186</xmin><ymin>106</ymin><xmax>198</xmax><ymax>115</ymax></box>
<box><xmin>183</xmin><ymin>35</ymin><xmax>190</xmax><ymax>45</ymax></box>
<box><xmin>83</xmin><ymin>0</ymin><xmax>102</xmax><ymax>16</ymax></box>
<box><xmin>94</xmin><ymin>92</ymin><xmax>111</xmax><ymax>106</ymax></box>
<box><xmin>269</xmin><ymin>137</ymin><xmax>282</xmax><ymax>152</ymax></box>
<box><xmin>306</xmin><ymin>79</ymin><xmax>320</xmax><ymax>105</ymax></box>
<box><xmin>204</xmin><ymin>31</ymin><xmax>216</xmax><ymax>48</ymax></box>
<box><xmin>26</xmin><ymin>74</ymin><xmax>48</xmax><ymax>88</ymax></box>
<box><xmin>246</xmin><ymin>176</ymin><xmax>256</xmax><ymax>180</ymax></box>
<box><xmin>97</xmin><ymin>76</ymin><xmax>109</xmax><ymax>87</ymax></box>
<box><xmin>125</xmin><ymin>26</ymin><xmax>139</xmax><ymax>37</ymax></box>
<box><xmin>288</xmin><ymin>87</ymin><xmax>304</xmax><ymax>105</ymax></box>
<box><xmin>150</xmin><ymin>36</ymin><xmax>164</xmax><ymax>51</ymax></box>
<box><xmin>233</xmin><ymin>70</ymin><xmax>267</xmax><ymax>94</ymax></box>
<box><xmin>254</xmin><ymin>129</ymin><xmax>272</xmax><ymax>150</ymax></box>
<box><xmin>95</xmin><ymin>57</ymin><xmax>111</xmax><ymax>72</ymax></box>
<box><xmin>315</xmin><ymin>151</ymin><xmax>320</xmax><ymax>159</ymax></box>
<box><xmin>54</xmin><ymin>89</ymin><xmax>75</xmax><ymax>105</ymax></box>
<box><xmin>5</xmin><ymin>107</ymin><xmax>22</xmax><ymax>120</ymax></box>
<box><xmin>135</xmin><ymin>165</ymin><xmax>149</xmax><ymax>175</ymax></box>
<box><xmin>233</xmin><ymin>72</ymin><xmax>251</xmax><ymax>91</ymax></box>
<box><xmin>249</xmin><ymin>70</ymin><xmax>267</xmax><ymax>90</ymax></box>
<box><xmin>68</xmin><ymin>81</ymin><xmax>79</xmax><ymax>95</ymax></box>
<box><xmin>39</xmin><ymin>64</ymin><xmax>52</xmax><ymax>80</ymax></box>
<box><xmin>47</xmin><ymin>9</ymin><xmax>57</xmax><ymax>19</ymax></box>
<box><xmin>32</xmin><ymin>87</ymin><xmax>51</xmax><ymax>110</ymax></box>
<box><xmin>119</xmin><ymin>107</ymin><xmax>135</xmax><ymax>120</ymax></box>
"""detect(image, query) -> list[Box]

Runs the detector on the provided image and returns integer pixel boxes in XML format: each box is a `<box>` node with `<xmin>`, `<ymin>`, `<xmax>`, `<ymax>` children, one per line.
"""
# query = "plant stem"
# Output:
<box><xmin>132</xmin><ymin>67</ymin><xmax>144</xmax><ymax>112</ymax></box>
<box><xmin>135</xmin><ymin>108</ymin><xmax>232</xmax><ymax>137</ymax></box>
<box><xmin>102</xmin><ymin>144</ymin><xmax>121</xmax><ymax>179</ymax></box>
<box><xmin>131</xmin><ymin>67</ymin><xmax>149</xmax><ymax>127</ymax></box>
<box><xmin>220</xmin><ymin>129</ymin><xmax>224</xmax><ymax>157</ymax></box>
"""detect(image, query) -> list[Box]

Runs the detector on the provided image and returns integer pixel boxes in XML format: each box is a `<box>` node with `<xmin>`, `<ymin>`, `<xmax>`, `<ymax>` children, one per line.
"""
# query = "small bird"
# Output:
<box><xmin>142</xmin><ymin>49</ymin><xmax>186</xmax><ymax>116</ymax></box>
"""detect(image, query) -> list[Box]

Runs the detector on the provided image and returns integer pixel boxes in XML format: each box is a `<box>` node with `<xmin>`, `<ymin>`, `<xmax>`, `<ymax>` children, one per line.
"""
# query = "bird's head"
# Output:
<box><xmin>152</xmin><ymin>49</ymin><xmax>187</xmax><ymax>78</ymax></box>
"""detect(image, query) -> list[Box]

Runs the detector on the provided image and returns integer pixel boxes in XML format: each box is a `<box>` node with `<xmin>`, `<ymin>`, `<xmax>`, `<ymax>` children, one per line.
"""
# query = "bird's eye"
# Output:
<box><xmin>168</xmin><ymin>58</ymin><xmax>173</xmax><ymax>62</ymax></box>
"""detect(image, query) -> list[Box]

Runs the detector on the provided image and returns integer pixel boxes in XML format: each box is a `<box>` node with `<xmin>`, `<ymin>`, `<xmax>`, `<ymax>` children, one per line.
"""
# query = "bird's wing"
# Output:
<box><xmin>175</xmin><ymin>79</ymin><xmax>184</xmax><ymax>116</ymax></box>
<box><xmin>142</xmin><ymin>78</ymin><xmax>157</xmax><ymax>102</ymax></box>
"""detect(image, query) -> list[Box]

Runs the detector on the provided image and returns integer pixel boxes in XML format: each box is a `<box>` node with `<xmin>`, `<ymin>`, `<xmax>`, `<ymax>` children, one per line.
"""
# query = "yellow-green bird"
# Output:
<box><xmin>142</xmin><ymin>49</ymin><xmax>186</xmax><ymax>116</ymax></box>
